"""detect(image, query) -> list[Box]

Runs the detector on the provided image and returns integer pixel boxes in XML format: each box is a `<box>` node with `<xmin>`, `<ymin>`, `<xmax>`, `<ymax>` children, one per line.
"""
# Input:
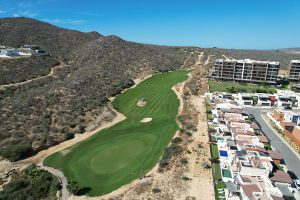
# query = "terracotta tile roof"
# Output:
<box><xmin>250</xmin><ymin>123</ymin><xmax>259</xmax><ymax>130</ymax></box>
<box><xmin>241</xmin><ymin>184</ymin><xmax>261</xmax><ymax>198</ymax></box>
<box><xmin>237</xmin><ymin>139</ymin><xmax>250</xmax><ymax>146</ymax></box>
<box><xmin>283</xmin><ymin>122</ymin><xmax>297</xmax><ymax>127</ymax></box>
<box><xmin>257</xmin><ymin>135</ymin><xmax>269</xmax><ymax>143</ymax></box>
<box><xmin>241</xmin><ymin>176</ymin><xmax>251</xmax><ymax>183</ymax></box>
<box><xmin>255</xmin><ymin>146</ymin><xmax>268</xmax><ymax>153</ymax></box>
<box><xmin>267</xmin><ymin>150</ymin><xmax>283</xmax><ymax>160</ymax></box>
<box><xmin>237</xmin><ymin>132</ymin><xmax>251</xmax><ymax>136</ymax></box>
<box><xmin>246</xmin><ymin>146</ymin><xmax>267</xmax><ymax>153</ymax></box>
<box><xmin>270</xmin><ymin>171</ymin><xmax>293</xmax><ymax>184</ymax></box>
<box><xmin>246</xmin><ymin>130</ymin><xmax>256</xmax><ymax>136</ymax></box>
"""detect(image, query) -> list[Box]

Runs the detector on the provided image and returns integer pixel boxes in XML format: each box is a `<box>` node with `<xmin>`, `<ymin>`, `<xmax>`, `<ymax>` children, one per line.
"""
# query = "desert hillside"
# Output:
<box><xmin>0</xmin><ymin>17</ymin><xmax>197</xmax><ymax>161</ymax></box>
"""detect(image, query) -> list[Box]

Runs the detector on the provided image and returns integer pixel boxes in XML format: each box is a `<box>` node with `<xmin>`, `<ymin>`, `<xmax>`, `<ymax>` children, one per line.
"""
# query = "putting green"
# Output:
<box><xmin>44</xmin><ymin>70</ymin><xmax>189</xmax><ymax>196</ymax></box>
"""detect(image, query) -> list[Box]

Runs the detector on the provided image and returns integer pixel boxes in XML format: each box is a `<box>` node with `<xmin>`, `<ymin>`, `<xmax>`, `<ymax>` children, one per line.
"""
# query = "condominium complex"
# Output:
<box><xmin>211</xmin><ymin>59</ymin><xmax>280</xmax><ymax>84</ymax></box>
<box><xmin>288</xmin><ymin>60</ymin><xmax>300</xmax><ymax>81</ymax></box>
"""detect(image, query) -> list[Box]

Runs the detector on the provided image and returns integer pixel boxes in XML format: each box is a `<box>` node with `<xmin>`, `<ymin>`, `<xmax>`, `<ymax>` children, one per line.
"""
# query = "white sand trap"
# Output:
<box><xmin>137</xmin><ymin>98</ymin><xmax>147</xmax><ymax>107</ymax></box>
<box><xmin>60</xmin><ymin>149</ymin><xmax>71</xmax><ymax>156</ymax></box>
<box><xmin>141</xmin><ymin>118</ymin><xmax>152</xmax><ymax>123</ymax></box>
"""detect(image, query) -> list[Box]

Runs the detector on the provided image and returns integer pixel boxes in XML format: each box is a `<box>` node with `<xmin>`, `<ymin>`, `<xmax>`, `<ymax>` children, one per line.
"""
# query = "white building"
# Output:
<box><xmin>0</xmin><ymin>48</ymin><xmax>20</xmax><ymax>57</ymax></box>
<box><xmin>288</xmin><ymin>60</ymin><xmax>300</xmax><ymax>81</ymax></box>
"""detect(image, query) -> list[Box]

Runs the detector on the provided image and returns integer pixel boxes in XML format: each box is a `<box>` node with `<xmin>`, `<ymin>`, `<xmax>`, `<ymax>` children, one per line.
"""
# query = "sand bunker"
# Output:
<box><xmin>141</xmin><ymin>118</ymin><xmax>152</xmax><ymax>123</ymax></box>
<box><xmin>137</xmin><ymin>98</ymin><xmax>147</xmax><ymax>107</ymax></box>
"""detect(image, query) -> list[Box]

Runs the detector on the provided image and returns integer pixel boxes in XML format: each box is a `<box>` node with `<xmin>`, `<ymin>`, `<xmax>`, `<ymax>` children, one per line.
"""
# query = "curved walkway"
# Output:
<box><xmin>38</xmin><ymin>163</ymin><xmax>70</xmax><ymax>200</ymax></box>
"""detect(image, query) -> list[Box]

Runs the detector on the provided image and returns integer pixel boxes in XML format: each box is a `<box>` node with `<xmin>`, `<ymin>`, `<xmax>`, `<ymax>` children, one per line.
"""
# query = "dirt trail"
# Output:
<box><xmin>204</xmin><ymin>55</ymin><xmax>211</xmax><ymax>66</ymax></box>
<box><xmin>181</xmin><ymin>95</ymin><xmax>214</xmax><ymax>200</ymax></box>
<box><xmin>0</xmin><ymin>62</ymin><xmax>68</xmax><ymax>89</ymax></box>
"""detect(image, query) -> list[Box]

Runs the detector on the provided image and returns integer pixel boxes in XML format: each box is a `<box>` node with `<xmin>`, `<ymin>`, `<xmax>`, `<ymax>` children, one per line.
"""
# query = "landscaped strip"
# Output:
<box><xmin>209</xmin><ymin>80</ymin><xmax>276</xmax><ymax>93</ymax></box>
<box><xmin>44</xmin><ymin>70</ymin><xmax>189</xmax><ymax>196</ymax></box>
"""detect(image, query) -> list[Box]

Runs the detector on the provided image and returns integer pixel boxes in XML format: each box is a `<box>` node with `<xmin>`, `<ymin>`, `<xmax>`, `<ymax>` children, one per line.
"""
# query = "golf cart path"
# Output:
<box><xmin>38</xmin><ymin>163</ymin><xmax>70</xmax><ymax>200</ymax></box>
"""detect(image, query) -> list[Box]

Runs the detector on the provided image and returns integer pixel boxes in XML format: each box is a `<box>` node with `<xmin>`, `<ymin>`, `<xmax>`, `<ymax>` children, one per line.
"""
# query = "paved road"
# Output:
<box><xmin>244</xmin><ymin>107</ymin><xmax>300</xmax><ymax>178</ymax></box>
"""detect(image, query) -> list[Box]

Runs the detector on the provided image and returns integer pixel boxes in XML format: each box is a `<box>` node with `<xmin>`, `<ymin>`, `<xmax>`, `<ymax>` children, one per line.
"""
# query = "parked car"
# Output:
<box><xmin>293</xmin><ymin>179</ymin><xmax>300</xmax><ymax>190</ymax></box>
<box><xmin>287</xmin><ymin>170</ymin><xmax>298</xmax><ymax>180</ymax></box>
<box><xmin>284</xmin><ymin>106</ymin><xmax>292</xmax><ymax>110</ymax></box>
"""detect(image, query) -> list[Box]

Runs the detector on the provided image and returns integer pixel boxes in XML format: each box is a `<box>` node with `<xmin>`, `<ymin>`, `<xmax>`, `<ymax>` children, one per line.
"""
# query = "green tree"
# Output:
<box><xmin>67</xmin><ymin>180</ymin><xmax>79</xmax><ymax>194</ymax></box>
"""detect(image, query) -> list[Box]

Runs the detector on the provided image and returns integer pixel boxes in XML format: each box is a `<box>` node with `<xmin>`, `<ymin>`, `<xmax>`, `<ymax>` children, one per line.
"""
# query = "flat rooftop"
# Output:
<box><xmin>291</xmin><ymin>60</ymin><xmax>300</xmax><ymax>63</ymax></box>
<box><xmin>215</xmin><ymin>58</ymin><xmax>279</xmax><ymax>65</ymax></box>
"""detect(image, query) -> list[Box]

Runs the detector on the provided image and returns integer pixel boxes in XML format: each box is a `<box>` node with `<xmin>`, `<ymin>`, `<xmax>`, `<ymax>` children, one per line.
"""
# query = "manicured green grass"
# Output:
<box><xmin>212</xmin><ymin>163</ymin><xmax>225</xmax><ymax>200</ymax></box>
<box><xmin>211</xmin><ymin>144</ymin><xmax>219</xmax><ymax>159</ymax></box>
<box><xmin>44</xmin><ymin>70</ymin><xmax>189</xmax><ymax>196</ymax></box>
<box><xmin>213</xmin><ymin>163</ymin><xmax>222</xmax><ymax>180</ymax></box>
<box><xmin>209</xmin><ymin>80</ymin><xmax>276</xmax><ymax>93</ymax></box>
<box><xmin>215</xmin><ymin>181</ymin><xmax>226</xmax><ymax>200</ymax></box>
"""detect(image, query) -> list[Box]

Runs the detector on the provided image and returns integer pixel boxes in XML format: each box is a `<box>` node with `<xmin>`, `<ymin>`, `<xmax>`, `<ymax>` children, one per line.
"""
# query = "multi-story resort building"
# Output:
<box><xmin>288</xmin><ymin>60</ymin><xmax>300</xmax><ymax>81</ymax></box>
<box><xmin>211</xmin><ymin>59</ymin><xmax>280</xmax><ymax>84</ymax></box>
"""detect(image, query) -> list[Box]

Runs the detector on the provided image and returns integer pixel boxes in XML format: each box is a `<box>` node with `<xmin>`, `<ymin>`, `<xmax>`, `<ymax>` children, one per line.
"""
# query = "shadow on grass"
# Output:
<box><xmin>76</xmin><ymin>187</ymin><xmax>92</xmax><ymax>196</ymax></box>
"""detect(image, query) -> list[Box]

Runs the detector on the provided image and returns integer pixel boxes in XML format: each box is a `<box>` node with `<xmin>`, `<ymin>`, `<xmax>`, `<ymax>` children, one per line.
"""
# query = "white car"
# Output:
<box><xmin>294</xmin><ymin>179</ymin><xmax>300</xmax><ymax>190</ymax></box>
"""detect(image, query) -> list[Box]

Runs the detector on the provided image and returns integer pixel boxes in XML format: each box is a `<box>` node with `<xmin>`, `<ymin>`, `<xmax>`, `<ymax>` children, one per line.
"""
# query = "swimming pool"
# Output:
<box><xmin>219</xmin><ymin>150</ymin><xmax>229</xmax><ymax>157</ymax></box>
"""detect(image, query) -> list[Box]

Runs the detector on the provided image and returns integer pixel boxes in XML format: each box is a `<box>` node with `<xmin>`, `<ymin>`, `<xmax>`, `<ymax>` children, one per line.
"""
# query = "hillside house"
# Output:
<box><xmin>0</xmin><ymin>48</ymin><xmax>20</xmax><ymax>57</ymax></box>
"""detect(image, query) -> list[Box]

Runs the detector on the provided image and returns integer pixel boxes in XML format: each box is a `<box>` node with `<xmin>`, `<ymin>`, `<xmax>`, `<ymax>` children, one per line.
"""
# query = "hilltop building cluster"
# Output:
<box><xmin>207</xmin><ymin>93</ymin><xmax>300</xmax><ymax>200</ymax></box>
<box><xmin>0</xmin><ymin>45</ymin><xmax>47</xmax><ymax>58</ymax></box>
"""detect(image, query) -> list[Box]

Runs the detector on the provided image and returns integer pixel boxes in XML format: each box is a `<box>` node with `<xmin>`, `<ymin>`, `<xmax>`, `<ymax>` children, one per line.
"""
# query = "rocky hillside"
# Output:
<box><xmin>0</xmin><ymin>56</ymin><xmax>59</xmax><ymax>85</ymax></box>
<box><xmin>0</xmin><ymin>17</ymin><xmax>102</xmax><ymax>59</ymax></box>
<box><xmin>0</xmin><ymin>18</ymin><xmax>197</xmax><ymax>161</ymax></box>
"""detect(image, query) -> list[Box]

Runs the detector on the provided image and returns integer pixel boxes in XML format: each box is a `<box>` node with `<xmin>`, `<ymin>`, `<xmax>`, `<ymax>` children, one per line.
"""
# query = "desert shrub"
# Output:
<box><xmin>172</xmin><ymin>137</ymin><xmax>183</xmax><ymax>144</ymax></box>
<box><xmin>184</xmin><ymin>131</ymin><xmax>192</xmax><ymax>137</ymax></box>
<box><xmin>180</xmin><ymin>157</ymin><xmax>188</xmax><ymax>164</ymax></box>
<box><xmin>64</xmin><ymin>132</ymin><xmax>75</xmax><ymax>140</ymax></box>
<box><xmin>0</xmin><ymin>140</ymin><xmax>34</xmax><ymax>162</ymax></box>
<box><xmin>152</xmin><ymin>188</ymin><xmax>161</xmax><ymax>193</ymax></box>
<box><xmin>159</xmin><ymin>143</ymin><xmax>183</xmax><ymax>169</ymax></box>
<box><xmin>159</xmin><ymin>159</ymin><xmax>169</xmax><ymax>168</ymax></box>
<box><xmin>0</xmin><ymin>165</ymin><xmax>60</xmax><ymax>200</ymax></box>
<box><xmin>264</xmin><ymin>144</ymin><xmax>272</xmax><ymax>150</ymax></box>
<box><xmin>177</xmin><ymin>115</ymin><xmax>185</xmax><ymax>123</ymax></box>
<box><xmin>186</xmin><ymin>124</ymin><xmax>196</xmax><ymax>130</ymax></box>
